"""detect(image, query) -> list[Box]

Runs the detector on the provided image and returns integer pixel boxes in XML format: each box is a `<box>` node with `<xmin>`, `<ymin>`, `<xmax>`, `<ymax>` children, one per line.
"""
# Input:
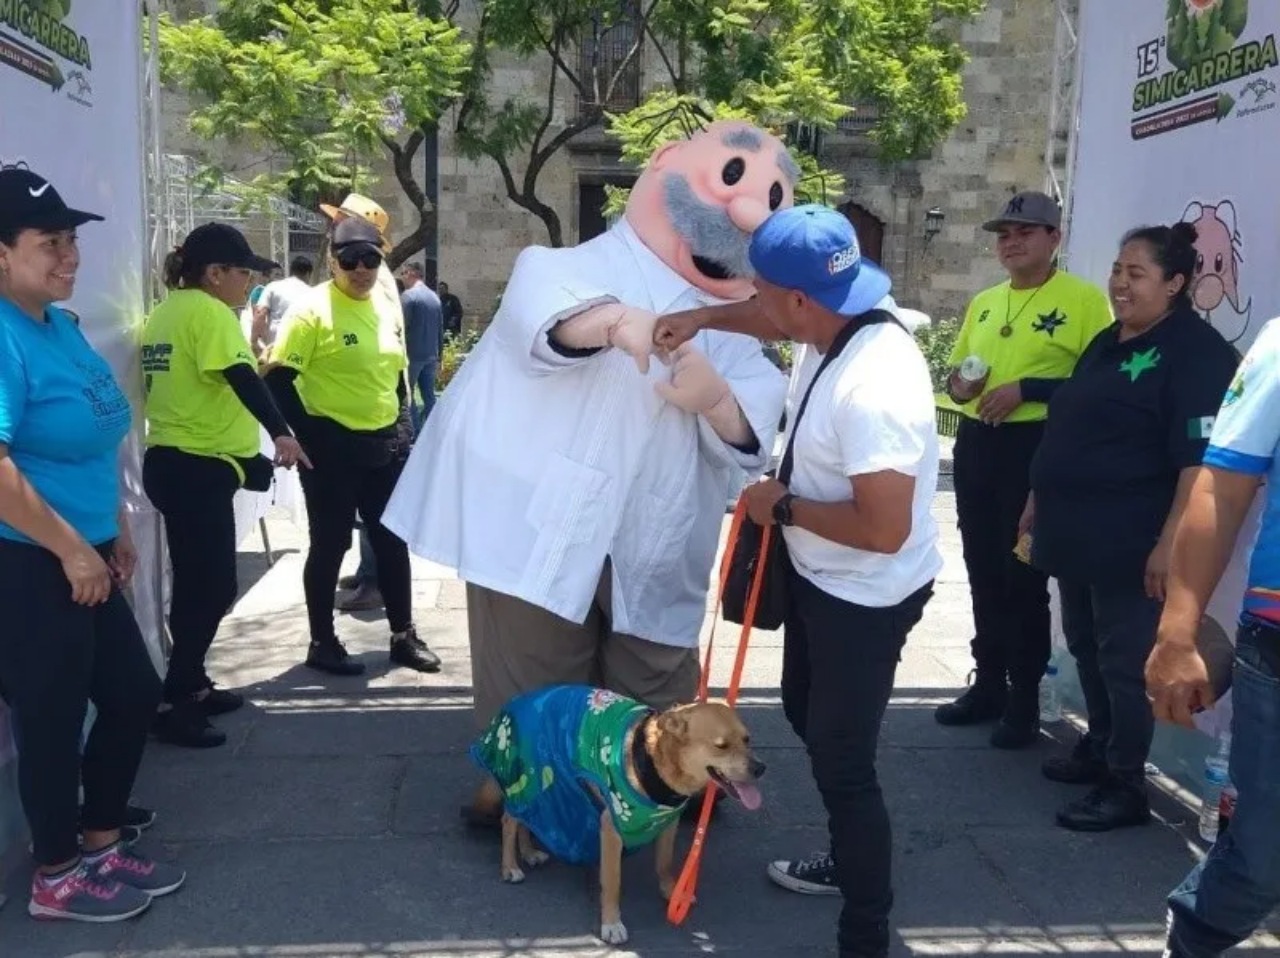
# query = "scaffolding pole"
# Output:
<box><xmin>1044</xmin><ymin>0</ymin><xmax>1082</xmax><ymax>260</ymax></box>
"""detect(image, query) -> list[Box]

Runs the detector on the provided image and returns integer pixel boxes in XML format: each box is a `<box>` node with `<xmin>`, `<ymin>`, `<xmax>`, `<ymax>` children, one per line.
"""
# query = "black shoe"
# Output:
<box><xmin>337</xmin><ymin>582</ymin><xmax>383</xmax><ymax>612</ymax></box>
<box><xmin>935</xmin><ymin>673</ymin><xmax>1007</xmax><ymax>726</ymax></box>
<box><xmin>337</xmin><ymin>574</ymin><xmax>362</xmax><ymax>591</ymax></box>
<box><xmin>990</xmin><ymin>686</ymin><xmax>1040</xmax><ymax>750</ymax></box>
<box><xmin>766</xmin><ymin>850</ymin><xmax>840</xmax><ymax>896</ymax></box>
<box><xmin>152</xmin><ymin>703</ymin><xmax>226</xmax><ymax>749</ymax></box>
<box><xmin>389</xmin><ymin>627</ymin><xmax>442</xmax><ymax>673</ymax></box>
<box><xmin>1056</xmin><ymin>777</ymin><xmax>1151</xmax><ymax>832</ymax></box>
<box><xmin>1042</xmin><ymin>734</ymin><xmax>1107</xmax><ymax>784</ymax></box>
<box><xmin>198</xmin><ymin>685</ymin><xmax>245</xmax><ymax>716</ymax></box>
<box><xmin>305</xmin><ymin>640</ymin><xmax>367</xmax><ymax>676</ymax></box>
<box><xmin>124</xmin><ymin>803</ymin><xmax>156</xmax><ymax>831</ymax></box>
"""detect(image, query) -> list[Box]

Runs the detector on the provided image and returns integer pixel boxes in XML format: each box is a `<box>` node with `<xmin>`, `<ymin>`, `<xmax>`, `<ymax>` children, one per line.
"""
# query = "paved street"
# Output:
<box><xmin>3</xmin><ymin>490</ymin><xmax>1278</xmax><ymax>957</ymax></box>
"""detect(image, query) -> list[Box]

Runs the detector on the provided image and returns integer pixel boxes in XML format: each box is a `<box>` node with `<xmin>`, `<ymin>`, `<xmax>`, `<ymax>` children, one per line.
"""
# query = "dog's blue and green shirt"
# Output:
<box><xmin>471</xmin><ymin>684</ymin><xmax>686</xmax><ymax>864</ymax></box>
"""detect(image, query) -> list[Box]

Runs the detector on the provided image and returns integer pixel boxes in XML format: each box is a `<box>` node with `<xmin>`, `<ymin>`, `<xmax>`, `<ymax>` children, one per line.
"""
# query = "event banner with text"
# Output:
<box><xmin>0</xmin><ymin>1</ymin><xmax>156</xmax><ymax>769</ymax></box>
<box><xmin>1069</xmin><ymin>0</ymin><xmax>1280</xmax><ymax>736</ymax></box>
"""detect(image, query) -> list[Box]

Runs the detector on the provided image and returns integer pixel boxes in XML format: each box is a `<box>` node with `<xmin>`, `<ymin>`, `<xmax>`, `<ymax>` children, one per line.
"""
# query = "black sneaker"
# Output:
<box><xmin>1056</xmin><ymin>777</ymin><xmax>1151</xmax><ymax>832</ymax></box>
<box><xmin>1043</xmin><ymin>734</ymin><xmax>1108</xmax><ymax>784</ymax></box>
<box><xmin>766</xmin><ymin>851</ymin><xmax>840</xmax><ymax>896</ymax></box>
<box><xmin>305</xmin><ymin>640</ymin><xmax>367</xmax><ymax>676</ymax></box>
<box><xmin>124</xmin><ymin>804</ymin><xmax>156</xmax><ymax>831</ymax></box>
<box><xmin>198</xmin><ymin>685</ymin><xmax>245</xmax><ymax>716</ymax></box>
<box><xmin>152</xmin><ymin>703</ymin><xmax>226</xmax><ymax>749</ymax></box>
<box><xmin>934</xmin><ymin>672</ymin><xmax>1007</xmax><ymax>726</ymax></box>
<box><xmin>389</xmin><ymin>627</ymin><xmax>441</xmax><ymax>673</ymax></box>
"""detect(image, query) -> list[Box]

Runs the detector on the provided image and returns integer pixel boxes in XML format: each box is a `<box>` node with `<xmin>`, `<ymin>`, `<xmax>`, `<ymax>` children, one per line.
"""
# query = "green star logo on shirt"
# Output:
<box><xmin>1032</xmin><ymin>308</ymin><xmax>1067</xmax><ymax>336</ymax></box>
<box><xmin>1119</xmin><ymin>347</ymin><xmax>1161</xmax><ymax>382</ymax></box>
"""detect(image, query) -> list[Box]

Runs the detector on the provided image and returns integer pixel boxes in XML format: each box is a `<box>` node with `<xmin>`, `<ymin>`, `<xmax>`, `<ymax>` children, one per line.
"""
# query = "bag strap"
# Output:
<box><xmin>777</xmin><ymin>309</ymin><xmax>899</xmax><ymax>485</ymax></box>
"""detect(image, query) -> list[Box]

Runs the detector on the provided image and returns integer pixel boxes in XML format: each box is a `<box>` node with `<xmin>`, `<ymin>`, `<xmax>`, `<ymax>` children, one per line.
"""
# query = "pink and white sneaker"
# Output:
<box><xmin>85</xmin><ymin>843</ymin><xmax>186</xmax><ymax>898</ymax></box>
<box><xmin>28</xmin><ymin>861</ymin><xmax>151</xmax><ymax>922</ymax></box>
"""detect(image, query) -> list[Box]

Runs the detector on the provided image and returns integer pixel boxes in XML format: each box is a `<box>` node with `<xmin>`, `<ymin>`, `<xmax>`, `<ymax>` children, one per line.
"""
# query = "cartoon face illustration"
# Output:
<box><xmin>1182</xmin><ymin>200</ymin><xmax>1252</xmax><ymax>344</ymax></box>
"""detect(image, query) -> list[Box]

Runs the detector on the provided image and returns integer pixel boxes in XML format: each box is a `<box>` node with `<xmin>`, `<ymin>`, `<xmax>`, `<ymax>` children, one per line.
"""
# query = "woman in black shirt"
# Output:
<box><xmin>1025</xmin><ymin>223</ymin><xmax>1237</xmax><ymax>832</ymax></box>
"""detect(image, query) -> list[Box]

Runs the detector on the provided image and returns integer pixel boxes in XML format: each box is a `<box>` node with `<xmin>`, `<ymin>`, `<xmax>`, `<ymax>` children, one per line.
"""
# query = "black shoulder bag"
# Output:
<box><xmin>721</xmin><ymin>309</ymin><xmax>899</xmax><ymax>629</ymax></box>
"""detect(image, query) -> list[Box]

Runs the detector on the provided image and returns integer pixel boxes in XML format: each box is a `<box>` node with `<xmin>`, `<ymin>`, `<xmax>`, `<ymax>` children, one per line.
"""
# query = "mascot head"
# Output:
<box><xmin>624</xmin><ymin>120</ymin><xmax>798</xmax><ymax>301</ymax></box>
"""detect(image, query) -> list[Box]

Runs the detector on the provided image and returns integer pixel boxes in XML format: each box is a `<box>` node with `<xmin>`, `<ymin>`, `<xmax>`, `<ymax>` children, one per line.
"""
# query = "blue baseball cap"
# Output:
<box><xmin>748</xmin><ymin>204</ymin><xmax>891</xmax><ymax>317</ymax></box>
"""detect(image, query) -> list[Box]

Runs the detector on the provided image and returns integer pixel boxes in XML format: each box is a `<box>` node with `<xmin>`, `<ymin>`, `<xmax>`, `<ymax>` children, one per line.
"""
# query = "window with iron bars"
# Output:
<box><xmin>575</xmin><ymin>4</ymin><xmax>642</xmax><ymax>119</ymax></box>
<box><xmin>835</xmin><ymin>102</ymin><xmax>881</xmax><ymax>135</ymax></box>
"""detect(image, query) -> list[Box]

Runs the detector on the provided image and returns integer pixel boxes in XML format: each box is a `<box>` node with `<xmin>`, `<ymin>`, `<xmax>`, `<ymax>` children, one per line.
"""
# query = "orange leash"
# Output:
<box><xmin>666</xmin><ymin>497</ymin><xmax>771</xmax><ymax>925</ymax></box>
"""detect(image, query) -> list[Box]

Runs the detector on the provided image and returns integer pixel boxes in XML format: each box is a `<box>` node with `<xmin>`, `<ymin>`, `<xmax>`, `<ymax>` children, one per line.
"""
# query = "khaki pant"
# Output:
<box><xmin>466</xmin><ymin>564</ymin><xmax>701</xmax><ymax>729</ymax></box>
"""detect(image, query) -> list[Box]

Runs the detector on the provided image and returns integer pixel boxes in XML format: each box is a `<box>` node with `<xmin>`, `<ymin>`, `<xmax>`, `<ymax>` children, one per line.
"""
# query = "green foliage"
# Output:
<box><xmin>914</xmin><ymin>316</ymin><xmax>961</xmax><ymax>392</ymax></box>
<box><xmin>157</xmin><ymin>0</ymin><xmax>469</xmax><ymax>263</ymax></box>
<box><xmin>603</xmin><ymin>0</ymin><xmax>984</xmax><ymax>216</ymax></box>
<box><xmin>437</xmin><ymin>327</ymin><xmax>483</xmax><ymax>390</ymax></box>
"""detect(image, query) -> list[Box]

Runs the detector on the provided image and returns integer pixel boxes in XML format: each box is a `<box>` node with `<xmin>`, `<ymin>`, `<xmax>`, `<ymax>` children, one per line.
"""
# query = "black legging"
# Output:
<box><xmin>0</xmin><ymin>538</ymin><xmax>161</xmax><ymax>866</ymax></box>
<box><xmin>143</xmin><ymin>446</ymin><xmax>240</xmax><ymax>703</ymax></box>
<box><xmin>298</xmin><ymin>452</ymin><xmax>413</xmax><ymax>645</ymax></box>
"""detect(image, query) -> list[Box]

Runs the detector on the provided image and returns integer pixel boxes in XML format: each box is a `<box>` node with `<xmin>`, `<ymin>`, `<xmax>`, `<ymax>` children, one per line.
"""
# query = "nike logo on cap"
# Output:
<box><xmin>28</xmin><ymin>182</ymin><xmax>50</xmax><ymax>198</ymax></box>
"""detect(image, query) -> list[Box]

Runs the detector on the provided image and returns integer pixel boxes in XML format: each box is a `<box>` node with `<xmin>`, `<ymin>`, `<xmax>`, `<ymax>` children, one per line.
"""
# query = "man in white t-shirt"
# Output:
<box><xmin>251</xmin><ymin>255</ymin><xmax>314</xmax><ymax>356</ymax></box>
<box><xmin>737</xmin><ymin>204</ymin><xmax>942</xmax><ymax>958</ymax></box>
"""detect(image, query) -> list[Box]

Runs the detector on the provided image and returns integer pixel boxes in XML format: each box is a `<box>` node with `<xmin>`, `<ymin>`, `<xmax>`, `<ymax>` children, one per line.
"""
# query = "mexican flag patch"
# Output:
<box><xmin>1188</xmin><ymin>416</ymin><xmax>1215</xmax><ymax>440</ymax></box>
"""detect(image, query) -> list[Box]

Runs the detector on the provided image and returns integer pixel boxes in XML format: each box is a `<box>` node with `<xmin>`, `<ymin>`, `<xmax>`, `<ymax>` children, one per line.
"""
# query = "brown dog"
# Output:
<box><xmin>472</xmin><ymin>688</ymin><xmax>764</xmax><ymax>946</ymax></box>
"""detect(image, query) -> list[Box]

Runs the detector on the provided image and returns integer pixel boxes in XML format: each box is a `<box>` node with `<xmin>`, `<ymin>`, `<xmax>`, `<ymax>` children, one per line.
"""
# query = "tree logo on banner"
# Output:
<box><xmin>1131</xmin><ymin>0</ymin><xmax>1278</xmax><ymax>140</ymax></box>
<box><xmin>1182</xmin><ymin>199</ymin><xmax>1254</xmax><ymax>346</ymax></box>
<box><xmin>0</xmin><ymin>0</ymin><xmax>92</xmax><ymax>105</ymax></box>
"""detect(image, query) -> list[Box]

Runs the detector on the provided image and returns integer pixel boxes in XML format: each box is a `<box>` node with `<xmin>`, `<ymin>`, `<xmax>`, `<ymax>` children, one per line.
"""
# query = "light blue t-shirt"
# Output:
<box><xmin>0</xmin><ymin>300</ymin><xmax>133</xmax><ymax>546</ymax></box>
<box><xmin>1204</xmin><ymin>317</ymin><xmax>1280</xmax><ymax>626</ymax></box>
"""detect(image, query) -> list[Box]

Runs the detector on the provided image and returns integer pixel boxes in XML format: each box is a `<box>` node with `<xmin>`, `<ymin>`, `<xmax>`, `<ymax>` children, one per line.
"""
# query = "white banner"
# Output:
<box><xmin>0</xmin><ymin>1</ymin><xmax>155</xmax><ymax>771</ymax></box>
<box><xmin>1068</xmin><ymin>0</ymin><xmax>1279</xmax><ymax>736</ymax></box>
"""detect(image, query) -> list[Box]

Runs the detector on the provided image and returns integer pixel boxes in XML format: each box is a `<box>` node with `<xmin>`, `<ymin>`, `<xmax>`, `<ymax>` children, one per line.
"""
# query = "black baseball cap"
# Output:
<box><xmin>178</xmin><ymin>222</ymin><xmax>278</xmax><ymax>273</ymax></box>
<box><xmin>331</xmin><ymin>216</ymin><xmax>384</xmax><ymax>257</ymax></box>
<box><xmin>0</xmin><ymin>167</ymin><xmax>104</xmax><ymax>232</ymax></box>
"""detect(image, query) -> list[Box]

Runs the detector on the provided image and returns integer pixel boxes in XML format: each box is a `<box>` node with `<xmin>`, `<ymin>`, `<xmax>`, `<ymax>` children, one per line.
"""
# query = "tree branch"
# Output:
<box><xmin>523</xmin><ymin>8</ymin><xmax>587</xmax><ymax>101</ymax></box>
<box><xmin>527</xmin><ymin>46</ymin><xmax>560</xmax><ymax>179</ymax></box>
<box><xmin>644</xmin><ymin>20</ymin><xmax>680</xmax><ymax>90</ymax></box>
<box><xmin>380</xmin><ymin>128</ymin><xmax>429</xmax><ymax>213</ymax></box>
<box><xmin>600</xmin><ymin>0</ymin><xmax>658</xmax><ymax>106</ymax></box>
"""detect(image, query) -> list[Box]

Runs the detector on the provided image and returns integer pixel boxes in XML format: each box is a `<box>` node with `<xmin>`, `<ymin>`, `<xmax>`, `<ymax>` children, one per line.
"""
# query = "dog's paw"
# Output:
<box><xmin>522</xmin><ymin>848</ymin><xmax>550</xmax><ymax>868</ymax></box>
<box><xmin>500</xmin><ymin>866</ymin><xmax>526</xmax><ymax>884</ymax></box>
<box><xmin>600</xmin><ymin>920</ymin><xmax>629</xmax><ymax>945</ymax></box>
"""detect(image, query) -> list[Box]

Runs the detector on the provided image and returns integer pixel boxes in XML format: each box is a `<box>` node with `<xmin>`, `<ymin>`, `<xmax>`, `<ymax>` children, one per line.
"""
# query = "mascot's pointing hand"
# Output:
<box><xmin>606</xmin><ymin>307</ymin><xmax>660</xmax><ymax>374</ymax></box>
<box><xmin>551</xmin><ymin>303</ymin><xmax>659</xmax><ymax>374</ymax></box>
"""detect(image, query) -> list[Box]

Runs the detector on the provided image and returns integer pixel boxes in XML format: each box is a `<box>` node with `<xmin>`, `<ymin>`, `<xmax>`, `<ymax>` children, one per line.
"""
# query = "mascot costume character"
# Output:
<box><xmin>382</xmin><ymin>121</ymin><xmax>793</xmax><ymax>822</ymax></box>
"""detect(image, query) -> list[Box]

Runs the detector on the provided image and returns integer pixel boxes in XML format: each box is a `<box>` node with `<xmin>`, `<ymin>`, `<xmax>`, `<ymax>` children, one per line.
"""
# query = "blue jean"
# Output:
<box><xmin>1166</xmin><ymin>617</ymin><xmax>1280</xmax><ymax>957</ymax></box>
<box><xmin>409</xmin><ymin>359</ymin><xmax>438</xmax><ymax>434</ymax></box>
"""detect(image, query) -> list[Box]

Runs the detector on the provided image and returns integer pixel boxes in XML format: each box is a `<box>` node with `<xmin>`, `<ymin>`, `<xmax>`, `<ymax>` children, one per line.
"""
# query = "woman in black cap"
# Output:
<box><xmin>266</xmin><ymin>216</ymin><xmax>440</xmax><ymax>676</ymax></box>
<box><xmin>142</xmin><ymin>223</ymin><xmax>309</xmax><ymax>748</ymax></box>
<box><xmin>0</xmin><ymin>166</ymin><xmax>185</xmax><ymax>921</ymax></box>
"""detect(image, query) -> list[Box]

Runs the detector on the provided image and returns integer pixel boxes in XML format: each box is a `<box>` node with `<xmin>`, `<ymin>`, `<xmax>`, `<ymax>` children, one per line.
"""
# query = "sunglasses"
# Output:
<box><xmin>336</xmin><ymin>249</ymin><xmax>383</xmax><ymax>272</ymax></box>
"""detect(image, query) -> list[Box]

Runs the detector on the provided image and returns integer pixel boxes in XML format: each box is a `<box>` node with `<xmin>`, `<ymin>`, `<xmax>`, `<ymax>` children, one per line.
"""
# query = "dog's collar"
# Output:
<box><xmin>631</xmin><ymin>712</ymin><xmax>686</xmax><ymax>809</ymax></box>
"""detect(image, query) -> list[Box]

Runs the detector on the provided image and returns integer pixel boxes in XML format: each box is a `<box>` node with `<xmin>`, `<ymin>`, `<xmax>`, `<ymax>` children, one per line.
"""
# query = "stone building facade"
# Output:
<box><xmin>162</xmin><ymin>0</ymin><xmax>1068</xmax><ymax>327</ymax></box>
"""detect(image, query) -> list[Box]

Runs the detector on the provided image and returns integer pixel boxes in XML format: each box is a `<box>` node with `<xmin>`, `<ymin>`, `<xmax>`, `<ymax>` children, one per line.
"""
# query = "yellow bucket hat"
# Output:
<box><xmin>320</xmin><ymin>193</ymin><xmax>392</xmax><ymax>252</ymax></box>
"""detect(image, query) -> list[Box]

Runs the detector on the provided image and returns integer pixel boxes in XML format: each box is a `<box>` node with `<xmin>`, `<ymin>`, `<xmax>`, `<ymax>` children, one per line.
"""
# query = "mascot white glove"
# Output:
<box><xmin>551</xmin><ymin>303</ymin><xmax>658</xmax><ymax>373</ymax></box>
<box><xmin>654</xmin><ymin>343</ymin><xmax>753</xmax><ymax>445</ymax></box>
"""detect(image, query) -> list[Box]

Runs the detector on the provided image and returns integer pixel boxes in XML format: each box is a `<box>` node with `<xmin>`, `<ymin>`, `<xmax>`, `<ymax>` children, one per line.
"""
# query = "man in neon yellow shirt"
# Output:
<box><xmin>936</xmin><ymin>191</ymin><xmax>1113</xmax><ymax>748</ymax></box>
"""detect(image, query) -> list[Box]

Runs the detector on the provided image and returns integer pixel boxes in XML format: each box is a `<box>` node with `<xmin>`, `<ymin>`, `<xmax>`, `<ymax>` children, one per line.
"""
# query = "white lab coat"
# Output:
<box><xmin>383</xmin><ymin>220</ymin><xmax>786</xmax><ymax>648</ymax></box>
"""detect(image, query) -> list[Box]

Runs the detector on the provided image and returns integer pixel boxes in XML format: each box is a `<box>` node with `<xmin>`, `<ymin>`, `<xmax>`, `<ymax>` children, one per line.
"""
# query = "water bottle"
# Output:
<box><xmin>1199</xmin><ymin>731</ymin><xmax>1232</xmax><ymax>842</ymax></box>
<box><xmin>1039</xmin><ymin>662</ymin><xmax>1062</xmax><ymax>723</ymax></box>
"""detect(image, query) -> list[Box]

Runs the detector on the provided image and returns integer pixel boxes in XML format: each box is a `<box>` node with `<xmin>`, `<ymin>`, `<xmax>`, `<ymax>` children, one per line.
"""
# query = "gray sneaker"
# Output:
<box><xmin>28</xmin><ymin>861</ymin><xmax>152</xmax><ymax>922</ymax></box>
<box><xmin>86</xmin><ymin>844</ymin><xmax>186</xmax><ymax>898</ymax></box>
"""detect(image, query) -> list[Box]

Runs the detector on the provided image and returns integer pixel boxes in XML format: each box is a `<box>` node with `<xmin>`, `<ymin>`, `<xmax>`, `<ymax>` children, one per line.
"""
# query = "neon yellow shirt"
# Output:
<box><xmin>949</xmin><ymin>270</ymin><xmax>1113</xmax><ymax>423</ymax></box>
<box><xmin>142</xmin><ymin>288</ymin><xmax>260</xmax><ymax>459</ymax></box>
<box><xmin>270</xmin><ymin>281</ymin><xmax>407</xmax><ymax>431</ymax></box>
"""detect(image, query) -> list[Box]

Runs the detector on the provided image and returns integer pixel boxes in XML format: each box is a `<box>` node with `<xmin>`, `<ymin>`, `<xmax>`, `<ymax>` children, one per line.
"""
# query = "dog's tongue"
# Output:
<box><xmin>729</xmin><ymin>781</ymin><xmax>763</xmax><ymax>811</ymax></box>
